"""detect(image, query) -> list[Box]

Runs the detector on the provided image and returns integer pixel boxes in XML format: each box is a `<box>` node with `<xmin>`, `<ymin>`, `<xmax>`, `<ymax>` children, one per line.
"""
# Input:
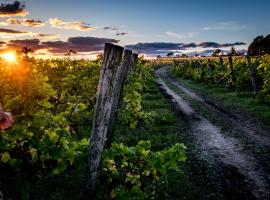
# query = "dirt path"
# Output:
<box><xmin>155</xmin><ymin>66</ymin><xmax>270</xmax><ymax>200</ymax></box>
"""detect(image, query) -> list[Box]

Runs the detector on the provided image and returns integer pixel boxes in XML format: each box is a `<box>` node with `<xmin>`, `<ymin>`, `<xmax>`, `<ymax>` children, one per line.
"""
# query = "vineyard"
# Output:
<box><xmin>0</xmin><ymin>45</ymin><xmax>270</xmax><ymax>200</ymax></box>
<box><xmin>171</xmin><ymin>56</ymin><xmax>270</xmax><ymax>100</ymax></box>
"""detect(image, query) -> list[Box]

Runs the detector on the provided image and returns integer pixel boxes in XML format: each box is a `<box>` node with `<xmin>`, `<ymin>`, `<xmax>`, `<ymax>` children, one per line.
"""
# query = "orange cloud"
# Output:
<box><xmin>49</xmin><ymin>18</ymin><xmax>96</xmax><ymax>31</ymax></box>
<box><xmin>0</xmin><ymin>18</ymin><xmax>45</xmax><ymax>27</ymax></box>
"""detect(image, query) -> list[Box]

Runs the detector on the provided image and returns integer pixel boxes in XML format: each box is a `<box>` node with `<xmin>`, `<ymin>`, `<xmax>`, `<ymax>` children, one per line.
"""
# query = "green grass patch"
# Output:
<box><xmin>173</xmin><ymin>76</ymin><xmax>270</xmax><ymax>128</ymax></box>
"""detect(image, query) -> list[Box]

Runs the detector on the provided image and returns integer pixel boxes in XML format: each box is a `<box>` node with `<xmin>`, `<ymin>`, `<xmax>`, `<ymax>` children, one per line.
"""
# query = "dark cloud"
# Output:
<box><xmin>1</xmin><ymin>39</ymin><xmax>41</xmax><ymax>53</ymax></box>
<box><xmin>221</xmin><ymin>42</ymin><xmax>246</xmax><ymax>47</ymax></box>
<box><xmin>0</xmin><ymin>1</ymin><xmax>28</xmax><ymax>17</ymax></box>
<box><xmin>0</xmin><ymin>41</ymin><xmax>5</xmax><ymax>47</ymax></box>
<box><xmin>67</xmin><ymin>37</ymin><xmax>119</xmax><ymax>46</ymax></box>
<box><xmin>3</xmin><ymin>36</ymin><xmax>119</xmax><ymax>54</ymax></box>
<box><xmin>126</xmin><ymin>42</ymin><xmax>184</xmax><ymax>55</ymax></box>
<box><xmin>116</xmin><ymin>32</ymin><xmax>128</xmax><ymax>36</ymax></box>
<box><xmin>182</xmin><ymin>43</ymin><xmax>197</xmax><ymax>48</ymax></box>
<box><xmin>125</xmin><ymin>41</ymin><xmax>246</xmax><ymax>56</ymax></box>
<box><xmin>36</xmin><ymin>33</ymin><xmax>58</xmax><ymax>40</ymax></box>
<box><xmin>8</xmin><ymin>39</ymin><xmax>40</xmax><ymax>46</ymax></box>
<box><xmin>198</xmin><ymin>42</ymin><xmax>246</xmax><ymax>48</ymax></box>
<box><xmin>126</xmin><ymin>42</ymin><xmax>183</xmax><ymax>51</ymax></box>
<box><xmin>198</xmin><ymin>42</ymin><xmax>220</xmax><ymax>48</ymax></box>
<box><xmin>104</xmin><ymin>26</ymin><xmax>119</xmax><ymax>31</ymax></box>
<box><xmin>22</xmin><ymin>19</ymin><xmax>45</xmax><ymax>27</ymax></box>
<box><xmin>0</xmin><ymin>28</ymin><xmax>28</xmax><ymax>34</ymax></box>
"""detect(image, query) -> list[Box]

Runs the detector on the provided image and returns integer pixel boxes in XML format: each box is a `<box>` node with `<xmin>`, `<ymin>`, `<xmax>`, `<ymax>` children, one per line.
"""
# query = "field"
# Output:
<box><xmin>0</xmin><ymin>53</ymin><xmax>270</xmax><ymax>200</ymax></box>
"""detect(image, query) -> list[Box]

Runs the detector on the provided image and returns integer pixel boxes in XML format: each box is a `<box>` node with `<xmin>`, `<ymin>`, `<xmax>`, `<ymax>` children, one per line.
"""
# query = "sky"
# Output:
<box><xmin>0</xmin><ymin>0</ymin><xmax>270</xmax><ymax>58</ymax></box>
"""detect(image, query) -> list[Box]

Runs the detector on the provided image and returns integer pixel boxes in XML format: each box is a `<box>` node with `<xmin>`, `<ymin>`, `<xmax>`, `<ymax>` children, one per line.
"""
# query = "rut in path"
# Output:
<box><xmin>155</xmin><ymin>66</ymin><xmax>270</xmax><ymax>200</ymax></box>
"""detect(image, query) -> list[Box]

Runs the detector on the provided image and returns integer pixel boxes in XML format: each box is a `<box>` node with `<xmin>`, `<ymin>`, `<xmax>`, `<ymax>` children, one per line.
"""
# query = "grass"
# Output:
<box><xmin>172</xmin><ymin>76</ymin><xmax>270</xmax><ymax>128</ymax></box>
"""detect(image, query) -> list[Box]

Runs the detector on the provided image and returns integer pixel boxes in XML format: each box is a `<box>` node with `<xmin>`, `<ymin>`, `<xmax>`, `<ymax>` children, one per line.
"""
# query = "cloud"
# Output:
<box><xmin>165</xmin><ymin>31</ymin><xmax>198</xmax><ymax>39</ymax></box>
<box><xmin>6</xmin><ymin>18</ymin><xmax>20</xmax><ymax>25</ymax></box>
<box><xmin>0</xmin><ymin>41</ymin><xmax>6</xmax><ymax>48</ymax></box>
<box><xmin>198</xmin><ymin>42</ymin><xmax>221</xmax><ymax>48</ymax></box>
<box><xmin>35</xmin><ymin>33</ymin><xmax>59</xmax><ymax>40</ymax></box>
<box><xmin>0</xmin><ymin>1</ymin><xmax>28</xmax><ymax>17</ymax></box>
<box><xmin>1</xmin><ymin>37</ymin><xmax>119</xmax><ymax>55</ymax></box>
<box><xmin>198</xmin><ymin>42</ymin><xmax>246</xmax><ymax>48</ymax></box>
<box><xmin>0</xmin><ymin>38</ymin><xmax>42</xmax><ymax>53</ymax></box>
<box><xmin>0</xmin><ymin>27</ymin><xmax>28</xmax><ymax>34</ymax></box>
<box><xmin>182</xmin><ymin>43</ymin><xmax>197</xmax><ymax>48</ymax></box>
<box><xmin>116</xmin><ymin>32</ymin><xmax>128</xmax><ymax>36</ymax></box>
<box><xmin>21</xmin><ymin>19</ymin><xmax>45</xmax><ymax>27</ymax></box>
<box><xmin>125</xmin><ymin>42</ymin><xmax>184</xmax><ymax>55</ymax></box>
<box><xmin>0</xmin><ymin>28</ymin><xmax>32</xmax><ymax>38</ymax></box>
<box><xmin>125</xmin><ymin>41</ymin><xmax>246</xmax><ymax>56</ymax></box>
<box><xmin>104</xmin><ymin>26</ymin><xmax>120</xmax><ymax>31</ymax></box>
<box><xmin>203</xmin><ymin>21</ymin><xmax>246</xmax><ymax>31</ymax></box>
<box><xmin>7</xmin><ymin>38</ymin><xmax>40</xmax><ymax>49</ymax></box>
<box><xmin>41</xmin><ymin>37</ymin><xmax>119</xmax><ymax>53</ymax></box>
<box><xmin>49</xmin><ymin>18</ymin><xmax>96</xmax><ymax>31</ymax></box>
<box><xmin>0</xmin><ymin>18</ymin><xmax>46</xmax><ymax>27</ymax></box>
<box><xmin>104</xmin><ymin>26</ymin><xmax>128</xmax><ymax>36</ymax></box>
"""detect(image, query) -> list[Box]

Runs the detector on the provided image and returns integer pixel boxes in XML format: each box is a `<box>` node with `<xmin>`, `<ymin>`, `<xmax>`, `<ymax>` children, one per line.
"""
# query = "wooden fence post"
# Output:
<box><xmin>247</xmin><ymin>55</ymin><xmax>258</xmax><ymax>94</ymax></box>
<box><xmin>86</xmin><ymin>43</ymin><xmax>125</xmax><ymax>195</ymax></box>
<box><xmin>228</xmin><ymin>56</ymin><xmax>237</xmax><ymax>86</ymax></box>
<box><xmin>219</xmin><ymin>57</ymin><xmax>225</xmax><ymax>86</ymax></box>
<box><xmin>127</xmin><ymin>53</ymin><xmax>138</xmax><ymax>74</ymax></box>
<box><xmin>208</xmin><ymin>59</ymin><xmax>214</xmax><ymax>82</ymax></box>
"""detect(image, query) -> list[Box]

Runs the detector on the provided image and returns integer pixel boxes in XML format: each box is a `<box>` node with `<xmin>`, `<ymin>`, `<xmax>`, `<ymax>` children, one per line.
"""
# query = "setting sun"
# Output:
<box><xmin>2</xmin><ymin>52</ymin><xmax>16</xmax><ymax>63</ymax></box>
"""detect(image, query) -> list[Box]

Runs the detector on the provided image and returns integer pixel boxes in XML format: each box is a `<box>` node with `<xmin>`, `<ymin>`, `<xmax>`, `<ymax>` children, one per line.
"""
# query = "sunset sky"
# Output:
<box><xmin>0</xmin><ymin>0</ymin><xmax>270</xmax><ymax>58</ymax></box>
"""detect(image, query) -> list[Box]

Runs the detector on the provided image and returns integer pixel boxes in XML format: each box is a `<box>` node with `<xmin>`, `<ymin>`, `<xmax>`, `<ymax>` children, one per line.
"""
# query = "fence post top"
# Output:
<box><xmin>104</xmin><ymin>43</ymin><xmax>124</xmax><ymax>51</ymax></box>
<box><xmin>124</xmin><ymin>49</ymin><xmax>132</xmax><ymax>55</ymax></box>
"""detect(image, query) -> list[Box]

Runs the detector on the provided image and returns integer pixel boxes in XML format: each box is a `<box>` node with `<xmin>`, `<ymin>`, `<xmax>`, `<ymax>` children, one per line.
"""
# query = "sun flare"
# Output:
<box><xmin>2</xmin><ymin>52</ymin><xmax>16</xmax><ymax>63</ymax></box>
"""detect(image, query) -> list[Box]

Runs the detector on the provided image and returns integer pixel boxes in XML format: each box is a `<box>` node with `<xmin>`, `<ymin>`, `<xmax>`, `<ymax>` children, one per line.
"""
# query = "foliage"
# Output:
<box><xmin>101</xmin><ymin>141</ymin><xmax>186</xmax><ymax>199</ymax></box>
<box><xmin>120</xmin><ymin>62</ymin><xmax>156</xmax><ymax>129</ymax></box>
<box><xmin>0</xmin><ymin>57</ymin><xmax>100</xmax><ymax>198</ymax></box>
<box><xmin>258</xmin><ymin>55</ymin><xmax>270</xmax><ymax>98</ymax></box>
<box><xmin>171</xmin><ymin>56</ymin><xmax>270</xmax><ymax>100</ymax></box>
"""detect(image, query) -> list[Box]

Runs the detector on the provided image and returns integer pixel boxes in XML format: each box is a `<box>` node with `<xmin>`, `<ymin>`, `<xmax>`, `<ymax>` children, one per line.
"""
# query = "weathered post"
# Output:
<box><xmin>127</xmin><ymin>53</ymin><xmax>138</xmax><ymax>74</ymax></box>
<box><xmin>208</xmin><ymin>59</ymin><xmax>214</xmax><ymax>82</ymax></box>
<box><xmin>199</xmin><ymin>60</ymin><xmax>204</xmax><ymax>81</ymax></box>
<box><xmin>86</xmin><ymin>43</ymin><xmax>124</xmax><ymax>195</ymax></box>
<box><xmin>247</xmin><ymin>55</ymin><xmax>258</xmax><ymax>94</ymax></box>
<box><xmin>219</xmin><ymin>57</ymin><xmax>225</xmax><ymax>86</ymax></box>
<box><xmin>228</xmin><ymin>56</ymin><xmax>237</xmax><ymax>86</ymax></box>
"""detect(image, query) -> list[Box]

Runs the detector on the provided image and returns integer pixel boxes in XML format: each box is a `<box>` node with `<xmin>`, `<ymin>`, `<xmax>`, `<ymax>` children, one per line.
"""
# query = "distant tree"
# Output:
<box><xmin>157</xmin><ymin>55</ymin><xmax>161</xmax><ymax>59</ymax></box>
<box><xmin>248</xmin><ymin>34</ymin><xmax>270</xmax><ymax>56</ymax></box>
<box><xmin>212</xmin><ymin>49</ymin><xmax>221</xmax><ymax>57</ymax></box>
<box><xmin>167</xmin><ymin>52</ymin><xmax>174</xmax><ymax>57</ymax></box>
<box><xmin>228</xmin><ymin>47</ymin><xmax>237</xmax><ymax>56</ymax></box>
<box><xmin>65</xmin><ymin>49</ymin><xmax>77</xmax><ymax>57</ymax></box>
<box><xmin>181</xmin><ymin>54</ymin><xmax>188</xmax><ymax>57</ymax></box>
<box><xmin>18</xmin><ymin>46</ymin><xmax>34</xmax><ymax>58</ymax></box>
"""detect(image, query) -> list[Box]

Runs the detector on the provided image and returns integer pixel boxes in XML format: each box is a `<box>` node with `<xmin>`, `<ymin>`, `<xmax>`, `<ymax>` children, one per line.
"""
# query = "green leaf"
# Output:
<box><xmin>1</xmin><ymin>152</ymin><xmax>10</xmax><ymax>163</ymax></box>
<box><xmin>38</xmin><ymin>100</ymin><xmax>52</xmax><ymax>109</ymax></box>
<box><xmin>48</xmin><ymin>131</ymin><xmax>59</xmax><ymax>144</ymax></box>
<box><xmin>29</xmin><ymin>148</ymin><xmax>38</xmax><ymax>162</ymax></box>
